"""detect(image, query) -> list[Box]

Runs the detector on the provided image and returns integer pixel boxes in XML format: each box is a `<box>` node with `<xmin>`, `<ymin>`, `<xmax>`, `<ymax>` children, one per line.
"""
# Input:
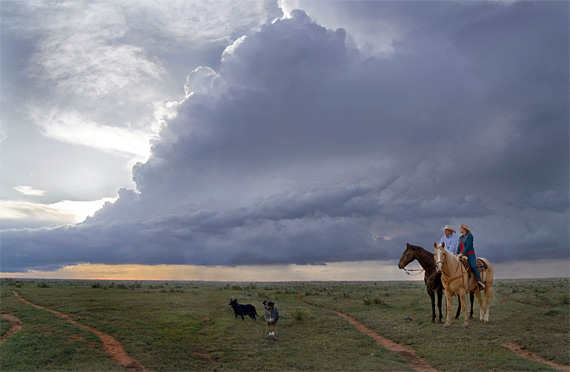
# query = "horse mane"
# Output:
<box><xmin>406</xmin><ymin>243</ymin><xmax>437</xmax><ymax>271</ymax></box>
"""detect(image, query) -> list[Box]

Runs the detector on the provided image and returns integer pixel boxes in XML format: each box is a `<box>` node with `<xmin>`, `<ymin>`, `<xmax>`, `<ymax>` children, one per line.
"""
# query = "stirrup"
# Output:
<box><xmin>478</xmin><ymin>281</ymin><xmax>485</xmax><ymax>290</ymax></box>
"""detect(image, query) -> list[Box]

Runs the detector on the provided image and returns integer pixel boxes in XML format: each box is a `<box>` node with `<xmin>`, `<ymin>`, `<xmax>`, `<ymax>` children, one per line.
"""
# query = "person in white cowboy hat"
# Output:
<box><xmin>439</xmin><ymin>225</ymin><xmax>458</xmax><ymax>253</ymax></box>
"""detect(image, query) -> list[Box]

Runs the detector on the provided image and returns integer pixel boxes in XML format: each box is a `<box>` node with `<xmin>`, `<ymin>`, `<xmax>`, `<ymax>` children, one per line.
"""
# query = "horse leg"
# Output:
<box><xmin>474</xmin><ymin>289</ymin><xmax>484</xmax><ymax>321</ymax></box>
<box><xmin>469</xmin><ymin>292</ymin><xmax>475</xmax><ymax>319</ymax></box>
<box><xmin>455</xmin><ymin>294</ymin><xmax>461</xmax><ymax>320</ymax></box>
<box><xmin>429</xmin><ymin>290</ymin><xmax>436</xmax><ymax>323</ymax></box>
<box><xmin>437</xmin><ymin>288</ymin><xmax>443</xmax><ymax>323</ymax></box>
<box><xmin>460</xmin><ymin>290</ymin><xmax>468</xmax><ymax>327</ymax></box>
<box><xmin>444</xmin><ymin>290</ymin><xmax>453</xmax><ymax>327</ymax></box>
<box><xmin>484</xmin><ymin>286</ymin><xmax>492</xmax><ymax>322</ymax></box>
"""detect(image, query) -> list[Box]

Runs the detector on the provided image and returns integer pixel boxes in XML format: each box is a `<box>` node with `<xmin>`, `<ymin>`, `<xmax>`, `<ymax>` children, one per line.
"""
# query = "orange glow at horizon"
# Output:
<box><xmin>1</xmin><ymin>260</ymin><xmax>567</xmax><ymax>282</ymax></box>
<box><xmin>0</xmin><ymin>261</ymin><xmax>413</xmax><ymax>282</ymax></box>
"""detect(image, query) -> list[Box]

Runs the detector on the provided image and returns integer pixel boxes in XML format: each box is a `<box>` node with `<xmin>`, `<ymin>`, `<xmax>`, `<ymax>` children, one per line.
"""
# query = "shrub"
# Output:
<box><xmin>290</xmin><ymin>308</ymin><xmax>310</xmax><ymax>321</ymax></box>
<box><xmin>362</xmin><ymin>296</ymin><xmax>387</xmax><ymax>306</ymax></box>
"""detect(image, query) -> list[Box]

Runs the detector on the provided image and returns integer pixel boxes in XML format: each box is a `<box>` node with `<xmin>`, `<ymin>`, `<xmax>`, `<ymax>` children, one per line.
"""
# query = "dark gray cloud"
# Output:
<box><xmin>2</xmin><ymin>2</ymin><xmax>568</xmax><ymax>272</ymax></box>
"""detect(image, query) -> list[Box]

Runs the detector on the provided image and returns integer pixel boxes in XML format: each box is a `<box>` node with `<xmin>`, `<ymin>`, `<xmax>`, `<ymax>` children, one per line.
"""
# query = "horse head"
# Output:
<box><xmin>434</xmin><ymin>242</ymin><xmax>446</xmax><ymax>272</ymax></box>
<box><xmin>398</xmin><ymin>243</ymin><xmax>414</xmax><ymax>269</ymax></box>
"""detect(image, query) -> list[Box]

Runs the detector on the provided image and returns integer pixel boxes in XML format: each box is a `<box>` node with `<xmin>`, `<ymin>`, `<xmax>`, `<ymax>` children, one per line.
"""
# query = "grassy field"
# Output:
<box><xmin>1</xmin><ymin>278</ymin><xmax>568</xmax><ymax>371</ymax></box>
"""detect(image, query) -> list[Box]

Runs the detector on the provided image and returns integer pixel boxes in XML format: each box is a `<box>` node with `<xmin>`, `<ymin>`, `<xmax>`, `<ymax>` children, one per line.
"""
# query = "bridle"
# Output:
<box><xmin>435</xmin><ymin>246</ymin><xmax>465</xmax><ymax>285</ymax></box>
<box><xmin>401</xmin><ymin>247</ymin><xmax>436</xmax><ymax>276</ymax></box>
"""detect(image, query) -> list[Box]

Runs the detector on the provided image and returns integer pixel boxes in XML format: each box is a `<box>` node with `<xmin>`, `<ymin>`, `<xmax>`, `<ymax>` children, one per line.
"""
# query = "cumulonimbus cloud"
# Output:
<box><xmin>1</xmin><ymin>3</ymin><xmax>568</xmax><ymax>273</ymax></box>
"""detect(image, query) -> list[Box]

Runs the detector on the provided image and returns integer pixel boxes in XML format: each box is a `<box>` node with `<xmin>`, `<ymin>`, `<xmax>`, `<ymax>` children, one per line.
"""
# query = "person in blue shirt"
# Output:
<box><xmin>456</xmin><ymin>224</ymin><xmax>485</xmax><ymax>290</ymax></box>
<box><xmin>439</xmin><ymin>225</ymin><xmax>458</xmax><ymax>253</ymax></box>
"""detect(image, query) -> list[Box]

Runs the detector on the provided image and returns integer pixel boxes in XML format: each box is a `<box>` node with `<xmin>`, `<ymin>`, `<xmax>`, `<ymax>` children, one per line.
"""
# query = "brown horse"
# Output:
<box><xmin>434</xmin><ymin>242</ymin><xmax>493</xmax><ymax>327</ymax></box>
<box><xmin>398</xmin><ymin>243</ymin><xmax>474</xmax><ymax>323</ymax></box>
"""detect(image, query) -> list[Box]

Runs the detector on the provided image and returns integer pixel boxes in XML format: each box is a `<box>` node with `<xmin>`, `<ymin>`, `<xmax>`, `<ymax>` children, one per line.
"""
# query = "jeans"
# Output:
<box><xmin>467</xmin><ymin>255</ymin><xmax>483</xmax><ymax>282</ymax></box>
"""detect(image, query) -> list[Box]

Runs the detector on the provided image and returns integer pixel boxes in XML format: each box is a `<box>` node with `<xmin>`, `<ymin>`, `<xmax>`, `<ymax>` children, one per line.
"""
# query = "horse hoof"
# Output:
<box><xmin>444</xmin><ymin>322</ymin><xmax>450</xmax><ymax>327</ymax></box>
<box><xmin>438</xmin><ymin>319</ymin><xmax>442</xmax><ymax>324</ymax></box>
<box><xmin>431</xmin><ymin>319</ymin><xmax>435</xmax><ymax>323</ymax></box>
<box><xmin>462</xmin><ymin>323</ymin><xmax>468</xmax><ymax>328</ymax></box>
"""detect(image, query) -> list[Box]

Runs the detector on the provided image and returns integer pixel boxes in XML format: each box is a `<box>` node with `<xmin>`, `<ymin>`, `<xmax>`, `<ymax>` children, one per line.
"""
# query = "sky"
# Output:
<box><xmin>1</xmin><ymin>0</ymin><xmax>568</xmax><ymax>281</ymax></box>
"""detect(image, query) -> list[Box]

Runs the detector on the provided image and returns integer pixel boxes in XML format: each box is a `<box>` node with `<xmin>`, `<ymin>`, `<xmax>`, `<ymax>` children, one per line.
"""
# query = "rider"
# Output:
<box><xmin>439</xmin><ymin>225</ymin><xmax>458</xmax><ymax>254</ymax></box>
<box><xmin>456</xmin><ymin>224</ymin><xmax>485</xmax><ymax>290</ymax></box>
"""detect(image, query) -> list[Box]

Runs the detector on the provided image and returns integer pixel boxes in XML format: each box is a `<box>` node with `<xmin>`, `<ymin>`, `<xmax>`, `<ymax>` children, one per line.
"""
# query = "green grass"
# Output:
<box><xmin>1</xmin><ymin>278</ymin><xmax>568</xmax><ymax>371</ymax></box>
<box><xmin>302</xmin><ymin>279</ymin><xmax>569</xmax><ymax>371</ymax></box>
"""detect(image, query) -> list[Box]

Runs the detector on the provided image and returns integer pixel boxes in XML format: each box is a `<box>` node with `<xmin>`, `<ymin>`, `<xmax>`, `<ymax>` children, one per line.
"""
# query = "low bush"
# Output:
<box><xmin>290</xmin><ymin>308</ymin><xmax>310</xmax><ymax>321</ymax></box>
<box><xmin>362</xmin><ymin>295</ymin><xmax>387</xmax><ymax>306</ymax></box>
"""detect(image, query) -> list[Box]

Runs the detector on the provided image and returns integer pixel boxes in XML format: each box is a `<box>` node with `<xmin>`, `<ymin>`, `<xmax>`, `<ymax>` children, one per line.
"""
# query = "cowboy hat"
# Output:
<box><xmin>442</xmin><ymin>225</ymin><xmax>456</xmax><ymax>233</ymax></box>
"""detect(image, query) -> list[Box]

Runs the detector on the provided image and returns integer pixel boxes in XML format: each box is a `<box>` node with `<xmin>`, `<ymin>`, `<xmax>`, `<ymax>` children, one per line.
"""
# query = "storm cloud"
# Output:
<box><xmin>1</xmin><ymin>1</ymin><xmax>568</xmax><ymax>273</ymax></box>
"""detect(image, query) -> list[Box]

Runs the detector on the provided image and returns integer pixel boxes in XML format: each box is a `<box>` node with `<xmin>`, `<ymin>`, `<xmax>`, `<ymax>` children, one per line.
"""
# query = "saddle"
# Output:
<box><xmin>459</xmin><ymin>257</ymin><xmax>488</xmax><ymax>272</ymax></box>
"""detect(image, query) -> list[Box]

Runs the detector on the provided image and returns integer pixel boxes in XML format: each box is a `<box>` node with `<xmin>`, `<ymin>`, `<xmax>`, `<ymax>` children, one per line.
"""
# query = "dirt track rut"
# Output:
<box><xmin>297</xmin><ymin>297</ymin><xmax>438</xmax><ymax>372</ymax></box>
<box><xmin>11</xmin><ymin>291</ymin><xmax>152</xmax><ymax>372</ymax></box>
<box><xmin>297</xmin><ymin>296</ymin><xmax>570</xmax><ymax>372</ymax></box>
<box><xmin>502</xmin><ymin>342</ymin><xmax>570</xmax><ymax>372</ymax></box>
<box><xmin>0</xmin><ymin>313</ymin><xmax>23</xmax><ymax>344</ymax></box>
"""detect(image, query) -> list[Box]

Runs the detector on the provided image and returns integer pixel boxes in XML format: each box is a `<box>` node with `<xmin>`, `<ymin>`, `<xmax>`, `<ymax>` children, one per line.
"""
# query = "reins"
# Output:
<box><xmin>436</xmin><ymin>249</ymin><xmax>466</xmax><ymax>286</ymax></box>
<box><xmin>403</xmin><ymin>263</ymin><xmax>437</xmax><ymax>276</ymax></box>
<box><xmin>403</xmin><ymin>267</ymin><xmax>425</xmax><ymax>276</ymax></box>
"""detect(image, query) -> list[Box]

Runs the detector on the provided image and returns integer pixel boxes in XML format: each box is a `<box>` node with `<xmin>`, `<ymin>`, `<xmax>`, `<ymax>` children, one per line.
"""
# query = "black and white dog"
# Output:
<box><xmin>263</xmin><ymin>301</ymin><xmax>279</xmax><ymax>336</ymax></box>
<box><xmin>229</xmin><ymin>299</ymin><xmax>258</xmax><ymax>321</ymax></box>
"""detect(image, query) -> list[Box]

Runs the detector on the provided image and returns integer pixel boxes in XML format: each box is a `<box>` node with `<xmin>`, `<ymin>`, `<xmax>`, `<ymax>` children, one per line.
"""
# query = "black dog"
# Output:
<box><xmin>229</xmin><ymin>299</ymin><xmax>258</xmax><ymax>321</ymax></box>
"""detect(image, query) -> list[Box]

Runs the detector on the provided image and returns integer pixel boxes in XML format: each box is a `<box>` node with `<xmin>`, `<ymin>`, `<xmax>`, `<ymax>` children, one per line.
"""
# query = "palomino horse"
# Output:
<box><xmin>434</xmin><ymin>242</ymin><xmax>493</xmax><ymax>327</ymax></box>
